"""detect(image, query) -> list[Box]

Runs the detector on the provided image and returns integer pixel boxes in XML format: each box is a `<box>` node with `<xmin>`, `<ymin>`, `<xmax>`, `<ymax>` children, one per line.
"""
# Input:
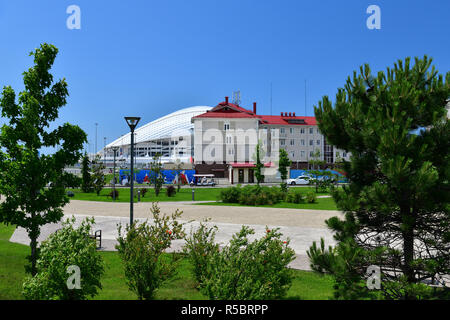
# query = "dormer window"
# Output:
<box><xmin>224</xmin><ymin>122</ymin><xmax>230</xmax><ymax>130</ymax></box>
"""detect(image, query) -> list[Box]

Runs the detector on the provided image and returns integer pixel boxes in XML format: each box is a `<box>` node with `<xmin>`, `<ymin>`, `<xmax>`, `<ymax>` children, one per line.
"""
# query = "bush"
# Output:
<box><xmin>219</xmin><ymin>186</ymin><xmax>241</xmax><ymax>203</ymax></box>
<box><xmin>116</xmin><ymin>203</ymin><xmax>185</xmax><ymax>300</ymax></box>
<box><xmin>183</xmin><ymin>220</ymin><xmax>219</xmax><ymax>286</ymax></box>
<box><xmin>108</xmin><ymin>189</ymin><xmax>119</xmax><ymax>199</ymax></box>
<box><xmin>306</xmin><ymin>191</ymin><xmax>317</xmax><ymax>203</ymax></box>
<box><xmin>166</xmin><ymin>185</ymin><xmax>176</xmax><ymax>197</ymax></box>
<box><xmin>140</xmin><ymin>188</ymin><xmax>148</xmax><ymax>197</ymax></box>
<box><xmin>201</xmin><ymin>226</ymin><xmax>296</xmax><ymax>300</ymax></box>
<box><xmin>22</xmin><ymin>217</ymin><xmax>105</xmax><ymax>300</ymax></box>
<box><xmin>286</xmin><ymin>190</ymin><xmax>304</xmax><ymax>204</ymax></box>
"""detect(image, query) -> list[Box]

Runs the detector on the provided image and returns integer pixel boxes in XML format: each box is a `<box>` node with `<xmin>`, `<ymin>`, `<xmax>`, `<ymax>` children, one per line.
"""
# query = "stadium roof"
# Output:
<box><xmin>106</xmin><ymin>106</ymin><xmax>212</xmax><ymax>148</ymax></box>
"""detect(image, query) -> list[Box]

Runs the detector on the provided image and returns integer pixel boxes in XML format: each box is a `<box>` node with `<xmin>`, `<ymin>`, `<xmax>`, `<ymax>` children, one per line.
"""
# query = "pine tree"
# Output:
<box><xmin>81</xmin><ymin>153</ymin><xmax>93</xmax><ymax>193</ymax></box>
<box><xmin>307</xmin><ymin>56</ymin><xmax>450</xmax><ymax>300</ymax></box>
<box><xmin>91</xmin><ymin>155</ymin><xmax>105</xmax><ymax>196</ymax></box>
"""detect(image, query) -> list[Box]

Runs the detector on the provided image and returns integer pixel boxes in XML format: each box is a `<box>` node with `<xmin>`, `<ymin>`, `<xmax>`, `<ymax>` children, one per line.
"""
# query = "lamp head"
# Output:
<box><xmin>124</xmin><ymin>117</ymin><xmax>141</xmax><ymax>131</ymax></box>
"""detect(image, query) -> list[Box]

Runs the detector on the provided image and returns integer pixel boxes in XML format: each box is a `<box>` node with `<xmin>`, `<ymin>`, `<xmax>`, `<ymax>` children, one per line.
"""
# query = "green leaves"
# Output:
<box><xmin>22</xmin><ymin>217</ymin><xmax>105</xmax><ymax>300</ymax></box>
<box><xmin>0</xmin><ymin>43</ymin><xmax>87</xmax><ymax>275</ymax></box>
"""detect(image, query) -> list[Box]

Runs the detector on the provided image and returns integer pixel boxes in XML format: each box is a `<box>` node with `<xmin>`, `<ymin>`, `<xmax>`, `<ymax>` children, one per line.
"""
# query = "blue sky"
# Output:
<box><xmin>0</xmin><ymin>0</ymin><xmax>449</xmax><ymax>154</ymax></box>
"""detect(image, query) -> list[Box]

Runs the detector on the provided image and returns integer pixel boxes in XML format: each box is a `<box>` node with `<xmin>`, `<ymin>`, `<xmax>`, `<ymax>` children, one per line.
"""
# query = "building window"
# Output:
<box><xmin>343</xmin><ymin>152</ymin><xmax>347</xmax><ymax>157</ymax></box>
<box><xmin>309</xmin><ymin>128</ymin><xmax>313</xmax><ymax>134</ymax></box>
<box><xmin>289</xmin><ymin>127</ymin><xmax>294</xmax><ymax>134</ymax></box>
<box><xmin>301</xmin><ymin>151</ymin><xmax>305</xmax><ymax>158</ymax></box>
<box><xmin>280</xmin><ymin>139</ymin><xmax>285</xmax><ymax>146</ymax></box>
<box><xmin>226</xmin><ymin>136</ymin><xmax>232</xmax><ymax>144</ymax></box>
<box><xmin>309</xmin><ymin>140</ymin><xmax>314</xmax><ymax>146</ymax></box>
<box><xmin>290</xmin><ymin>151</ymin><xmax>295</xmax><ymax>157</ymax></box>
<box><xmin>300</xmin><ymin>128</ymin><xmax>305</xmax><ymax>134</ymax></box>
<box><xmin>280</xmin><ymin>128</ymin><xmax>285</xmax><ymax>134</ymax></box>
<box><xmin>317</xmin><ymin>128</ymin><xmax>320</xmax><ymax>134</ymax></box>
<box><xmin>317</xmin><ymin>140</ymin><xmax>321</xmax><ymax>145</ymax></box>
<box><xmin>290</xmin><ymin>139</ymin><xmax>295</xmax><ymax>146</ymax></box>
<box><xmin>224</xmin><ymin>123</ymin><xmax>230</xmax><ymax>130</ymax></box>
<box><xmin>301</xmin><ymin>139</ymin><xmax>305</xmax><ymax>146</ymax></box>
<box><xmin>310</xmin><ymin>151</ymin><xmax>314</xmax><ymax>157</ymax></box>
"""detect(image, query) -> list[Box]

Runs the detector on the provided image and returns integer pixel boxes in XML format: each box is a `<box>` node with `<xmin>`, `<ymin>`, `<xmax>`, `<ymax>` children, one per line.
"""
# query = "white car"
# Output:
<box><xmin>286</xmin><ymin>175</ymin><xmax>311</xmax><ymax>185</ymax></box>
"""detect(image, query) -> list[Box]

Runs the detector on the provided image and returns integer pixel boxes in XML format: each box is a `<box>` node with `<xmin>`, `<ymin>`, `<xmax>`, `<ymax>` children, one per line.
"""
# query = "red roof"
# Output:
<box><xmin>192</xmin><ymin>99</ymin><xmax>316</xmax><ymax>125</ymax></box>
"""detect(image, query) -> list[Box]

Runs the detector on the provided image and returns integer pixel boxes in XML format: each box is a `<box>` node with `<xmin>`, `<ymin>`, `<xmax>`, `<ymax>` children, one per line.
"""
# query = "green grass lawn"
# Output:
<box><xmin>68</xmin><ymin>187</ymin><xmax>327</xmax><ymax>202</ymax></box>
<box><xmin>195</xmin><ymin>197</ymin><xmax>338</xmax><ymax>210</ymax></box>
<box><xmin>0</xmin><ymin>223</ymin><xmax>334</xmax><ymax>300</ymax></box>
<box><xmin>68</xmin><ymin>186</ymin><xmax>330</xmax><ymax>204</ymax></box>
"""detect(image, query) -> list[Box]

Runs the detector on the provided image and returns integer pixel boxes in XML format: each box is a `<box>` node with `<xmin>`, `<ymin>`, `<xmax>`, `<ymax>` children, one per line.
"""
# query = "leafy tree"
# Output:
<box><xmin>172</xmin><ymin>159</ymin><xmax>183</xmax><ymax>192</ymax></box>
<box><xmin>150</xmin><ymin>153</ymin><xmax>165</xmax><ymax>196</ymax></box>
<box><xmin>0</xmin><ymin>44</ymin><xmax>87</xmax><ymax>275</ymax></box>
<box><xmin>253</xmin><ymin>142</ymin><xmax>265</xmax><ymax>185</ymax></box>
<box><xmin>91</xmin><ymin>155</ymin><xmax>105</xmax><ymax>195</ymax></box>
<box><xmin>278</xmin><ymin>148</ymin><xmax>291</xmax><ymax>192</ymax></box>
<box><xmin>308</xmin><ymin>56</ymin><xmax>450</xmax><ymax>300</ymax></box>
<box><xmin>22</xmin><ymin>217</ymin><xmax>105</xmax><ymax>300</ymax></box>
<box><xmin>81</xmin><ymin>152</ymin><xmax>93</xmax><ymax>193</ymax></box>
<box><xmin>308</xmin><ymin>148</ymin><xmax>326</xmax><ymax>193</ymax></box>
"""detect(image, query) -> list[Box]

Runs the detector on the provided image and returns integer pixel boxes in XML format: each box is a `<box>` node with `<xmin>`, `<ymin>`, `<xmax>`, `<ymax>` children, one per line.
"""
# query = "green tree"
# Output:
<box><xmin>0</xmin><ymin>44</ymin><xmax>87</xmax><ymax>276</ymax></box>
<box><xmin>22</xmin><ymin>217</ymin><xmax>105</xmax><ymax>300</ymax></box>
<box><xmin>173</xmin><ymin>159</ymin><xmax>183</xmax><ymax>192</ymax></box>
<box><xmin>116</xmin><ymin>203</ymin><xmax>185</xmax><ymax>300</ymax></box>
<box><xmin>278</xmin><ymin>148</ymin><xmax>291</xmax><ymax>192</ymax></box>
<box><xmin>91</xmin><ymin>155</ymin><xmax>105</xmax><ymax>196</ymax></box>
<box><xmin>308</xmin><ymin>56</ymin><xmax>450</xmax><ymax>300</ymax></box>
<box><xmin>150</xmin><ymin>153</ymin><xmax>165</xmax><ymax>196</ymax></box>
<box><xmin>253</xmin><ymin>142</ymin><xmax>265</xmax><ymax>185</ymax></box>
<box><xmin>308</xmin><ymin>148</ymin><xmax>326</xmax><ymax>193</ymax></box>
<box><xmin>81</xmin><ymin>153</ymin><xmax>93</xmax><ymax>193</ymax></box>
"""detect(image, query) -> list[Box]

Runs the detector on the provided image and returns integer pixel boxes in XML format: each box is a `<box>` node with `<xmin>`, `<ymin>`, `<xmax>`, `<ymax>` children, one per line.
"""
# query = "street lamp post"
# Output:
<box><xmin>111</xmin><ymin>146</ymin><xmax>119</xmax><ymax>201</ymax></box>
<box><xmin>125</xmin><ymin>117</ymin><xmax>141</xmax><ymax>226</ymax></box>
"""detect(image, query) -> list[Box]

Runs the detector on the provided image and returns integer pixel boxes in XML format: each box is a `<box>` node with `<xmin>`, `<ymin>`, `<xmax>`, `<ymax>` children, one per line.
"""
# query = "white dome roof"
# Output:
<box><xmin>106</xmin><ymin>106</ymin><xmax>211</xmax><ymax>148</ymax></box>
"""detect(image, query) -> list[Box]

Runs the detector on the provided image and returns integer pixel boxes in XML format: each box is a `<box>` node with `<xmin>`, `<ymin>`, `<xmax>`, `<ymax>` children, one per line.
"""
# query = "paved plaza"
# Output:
<box><xmin>9</xmin><ymin>200</ymin><xmax>343</xmax><ymax>270</ymax></box>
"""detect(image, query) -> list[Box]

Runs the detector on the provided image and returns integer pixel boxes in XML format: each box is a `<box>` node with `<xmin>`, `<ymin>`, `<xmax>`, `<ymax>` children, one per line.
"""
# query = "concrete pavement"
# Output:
<box><xmin>9</xmin><ymin>200</ymin><xmax>342</xmax><ymax>270</ymax></box>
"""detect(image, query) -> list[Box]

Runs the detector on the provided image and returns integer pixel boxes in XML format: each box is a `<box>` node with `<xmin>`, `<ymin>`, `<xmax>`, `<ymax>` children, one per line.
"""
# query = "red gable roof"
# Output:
<box><xmin>192</xmin><ymin>99</ymin><xmax>316</xmax><ymax>125</ymax></box>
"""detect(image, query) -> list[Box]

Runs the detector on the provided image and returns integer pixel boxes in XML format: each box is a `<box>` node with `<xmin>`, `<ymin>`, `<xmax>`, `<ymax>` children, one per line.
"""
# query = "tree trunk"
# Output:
<box><xmin>30</xmin><ymin>234</ymin><xmax>38</xmax><ymax>276</ymax></box>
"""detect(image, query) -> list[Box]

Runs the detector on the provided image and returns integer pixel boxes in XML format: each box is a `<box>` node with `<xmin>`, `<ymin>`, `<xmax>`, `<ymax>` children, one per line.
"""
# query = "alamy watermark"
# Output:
<box><xmin>66</xmin><ymin>5</ymin><xmax>81</xmax><ymax>30</ymax></box>
<box><xmin>66</xmin><ymin>265</ymin><xmax>81</xmax><ymax>289</ymax></box>
<box><xmin>366</xmin><ymin>5</ymin><xmax>381</xmax><ymax>30</ymax></box>
<box><xmin>366</xmin><ymin>265</ymin><xmax>381</xmax><ymax>290</ymax></box>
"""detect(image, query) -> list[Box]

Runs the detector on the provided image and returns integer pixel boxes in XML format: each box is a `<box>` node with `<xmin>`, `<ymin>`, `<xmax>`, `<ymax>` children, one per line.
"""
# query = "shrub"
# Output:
<box><xmin>116</xmin><ymin>203</ymin><xmax>185</xmax><ymax>300</ymax></box>
<box><xmin>183</xmin><ymin>219</ymin><xmax>219</xmax><ymax>286</ymax></box>
<box><xmin>201</xmin><ymin>226</ymin><xmax>296</xmax><ymax>300</ymax></box>
<box><xmin>108</xmin><ymin>189</ymin><xmax>119</xmax><ymax>199</ymax></box>
<box><xmin>166</xmin><ymin>185</ymin><xmax>176</xmax><ymax>197</ymax></box>
<box><xmin>306</xmin><ymin>191</ymin><xmax>317</xmax><ymax>203</ymax></box>
<box><xmin>286</xmin><ymin>190</ymin><xmax>304</xmax><ymax>204</ymax></box>
<box><xmin>22</xmin><ymin>217</ymin><xmax>105</xmax><ymax>300</ymax></box>
<box><xmin>140</xmin><ymin>188</ymin><xmax>148</xmax><ymax>197</ymax></box>
<box><xmin>219</xmin><ymin>186</ymin><xmax>241</xmax><ymax>203</ymax></box>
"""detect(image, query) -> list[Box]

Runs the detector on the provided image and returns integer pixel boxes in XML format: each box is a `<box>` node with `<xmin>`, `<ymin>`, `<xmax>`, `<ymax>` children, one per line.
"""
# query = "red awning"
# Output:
<box><xmin>230</xmin><ymin>162</ymin><xmax>273</xmax><ymax>168</ymax></box>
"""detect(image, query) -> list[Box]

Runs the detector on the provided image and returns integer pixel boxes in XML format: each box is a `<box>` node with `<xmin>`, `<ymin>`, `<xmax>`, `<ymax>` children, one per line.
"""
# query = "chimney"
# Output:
<box><xmin>280</xmin><ymin>112</ymin><xmax>283</xmax><ymax>116</ymax></box>
<box><xmin>289</xmin><ymin>112</ymin><xmax>292</xmax><ymax>117</ymax></box>
<box><xmin>225</xmin><ymin>96</ymin><xmax>229</xmax><ymax>104</ymax></box>
<box><xmin>293</xmin><ymin>112</ymin><xmax>296</xmax><ymax>117</ymax></box>
<box><xmin>253</xmin><ymin>102</ymin><xmax>257</xmax><ymax>114</ymax></box>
